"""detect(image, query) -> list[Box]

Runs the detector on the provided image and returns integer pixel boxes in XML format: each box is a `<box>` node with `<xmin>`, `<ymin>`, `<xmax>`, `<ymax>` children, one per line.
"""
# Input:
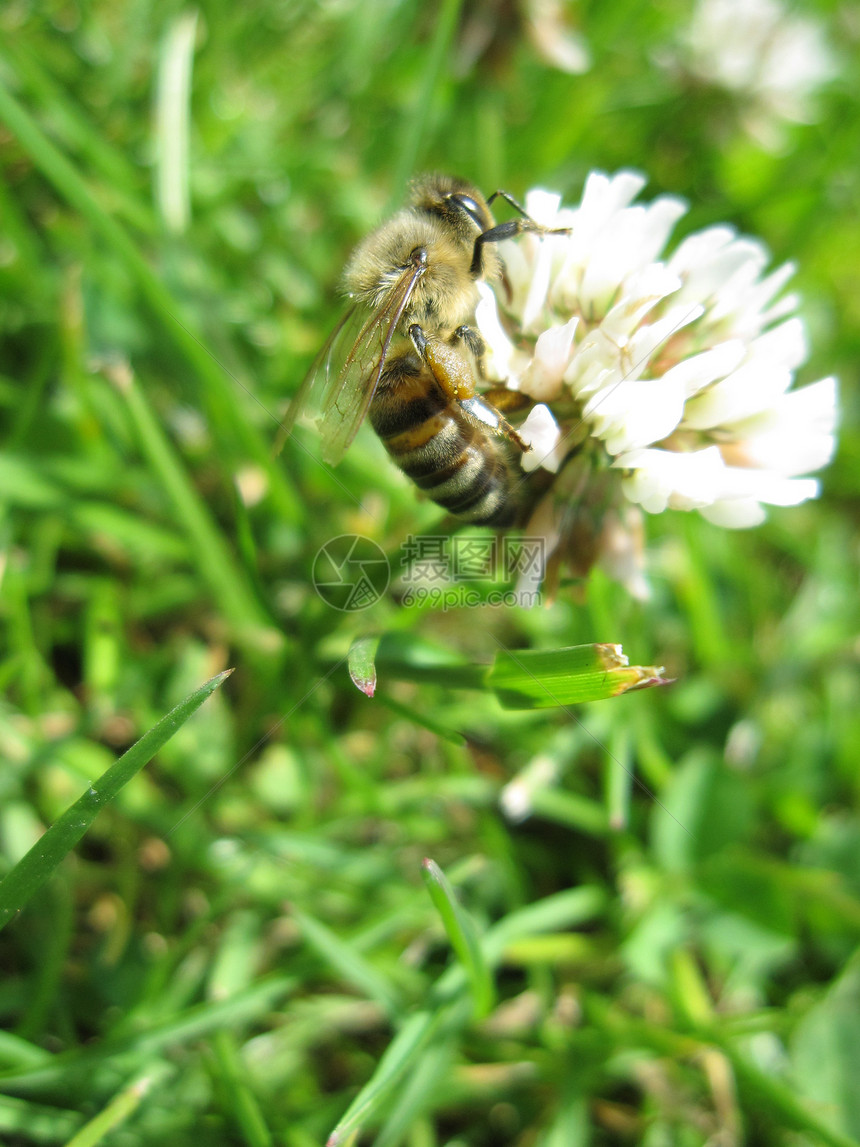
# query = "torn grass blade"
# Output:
<box><xmin>357</xmin><ymin>633</ymin><xmax>667</xmax><ymax>710</ymax></box>
<box><xmin>488</xmin><ymin>644</ymin><xmax>670</xmax><ymax>709</ymax></box>
<box><xmin>0</xmin><ymin>670</ymin><xmax>232</xmax><ymax>932</ymax></box>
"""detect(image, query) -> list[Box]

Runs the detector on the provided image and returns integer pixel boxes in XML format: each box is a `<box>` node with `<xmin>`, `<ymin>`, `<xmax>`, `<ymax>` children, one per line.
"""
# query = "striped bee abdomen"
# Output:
<box><xmin>369</xmin><ymin>354</ymin><xmax>518</xmax><ymax>528</ymax></box>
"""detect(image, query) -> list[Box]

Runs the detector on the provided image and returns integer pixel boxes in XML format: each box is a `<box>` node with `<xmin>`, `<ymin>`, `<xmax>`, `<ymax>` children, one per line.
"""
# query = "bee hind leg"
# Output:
<box><xmin>451</xmin><ymin>326</ymin><xmax>533</xmax><ymax>451</ymax></box>
<box><xmin>410</xmin><ymin>323</ymin><xmax>530</xmax><ymax>454</ymax></box>
<box><xmin>408</xmin><ymin>324</ymin><xmax>475</xmax><ymax>401</ymax></box>
<box><xmin>457</xmin><ymin>394</ymin><xmax>530</xmax><ymax>454</ymax></box>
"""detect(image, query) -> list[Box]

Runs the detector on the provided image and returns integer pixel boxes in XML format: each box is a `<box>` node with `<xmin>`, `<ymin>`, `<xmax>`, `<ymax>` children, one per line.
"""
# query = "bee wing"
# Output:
<box><xmin>280</xmin><ymin>260</ymin><xmax>425</xmax><ymax>466</ymax></box>
<box><xmin>275</xmin><ymin>304</ymin><xmax>362</xmax><ymax>456</ymax></box>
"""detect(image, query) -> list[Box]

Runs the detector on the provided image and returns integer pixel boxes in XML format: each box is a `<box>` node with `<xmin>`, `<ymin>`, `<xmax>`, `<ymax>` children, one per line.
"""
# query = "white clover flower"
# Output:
<box><xmin>517</xmin><ymin>403</ymin><xmax>565</xmax><ymax>473</ymax></box>
<box><xmin>478</xmin><ymin>170</ymin><xmax>838</xmax><ymax>594</ymax></box>
<box><xmin>675</xmin><ymin>0</ymin><xmax>838</xmax><ymax>147</ymax></box>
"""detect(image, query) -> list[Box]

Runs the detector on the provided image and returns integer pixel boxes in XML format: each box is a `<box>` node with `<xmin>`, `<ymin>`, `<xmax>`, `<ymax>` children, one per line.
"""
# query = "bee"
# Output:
<box><xmin>283</xmin><ymin>174</ymin><xmax>566</xmax><ymax>527</ymax></box>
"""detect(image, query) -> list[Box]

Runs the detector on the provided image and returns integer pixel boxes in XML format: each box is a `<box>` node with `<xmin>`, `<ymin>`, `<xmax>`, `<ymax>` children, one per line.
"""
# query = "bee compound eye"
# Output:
<box><xmin>449</xmin><ymin>194</ymin><xmax>485</xmax><ymax>228</ymax></box>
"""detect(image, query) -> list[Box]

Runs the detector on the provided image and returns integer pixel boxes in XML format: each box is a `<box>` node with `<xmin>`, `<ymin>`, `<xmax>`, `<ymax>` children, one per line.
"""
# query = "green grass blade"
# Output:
<box><xmin>721</xmin><ymin>1043</ymin><xmax>860</xmax><ymax>1147</ymax></box>
<box><xmin>373</xmin><ymin>632</ymin><xmax>488</xmax><ymax>690</ymax></box>
<box><xmin>488</xmin><ymin>643</ymin><xmax>670</xmax><ymax>708</ymax></box>
<box><xmin>64</xmin><ymin>1063</ymin><xmax>173</xmax><ymax>1147</ymax></box>
<box><xmin>0</xmin><ymin>1031</ymin><xmax>52</xmax><ymax>1070</ymax></box>
<box><xmin>391</xmin><ymin>0</ymin><xmax>465</xmax><ymax>197</ymax></box>
<box><xmin>0</xmin><ymin>77</ymin><xmax>299</xmax><ymax>522</ymax></box>
<box><xmin>0</xmin><ymin>670</ymin><xmax>232</xmax><ymax>932</ymax></box>
<box><xmin>537</xmin><ymin>1092</ymin><xmax>590</xmax><ymax>1147</ymax></box>
<box><xmin>372</xmin><ymin>636</ymin><xmax>668</xmax><ymax>707</ymax></box>
<box><xmin>0</xmin><ymin>1094</ymin><xmax>82</xmax><ymax>1142</ymax></box>
<box><xmin>375</xmin><ymin>694</ymin><xmax>466</xmax><ymax>746</ymax></box>
<box><xmin>483</xmin><ymin>886</ymin><xmax>608</xmax><ymax>963</ymax></box>
<box><xmin>292</xmin><ymin>906</ymin><xmax>402</xmax><ymax>1018</ymax></box>
<box><xmin>118</xmin><ymin>366</ymin><xmax>278</xmax><ymax>643</ymax></box>
<box><xmin>373</xmin><ymin>1039</ymin><xmax>455</xmax><ymax>1147</ymax></box>
<box><xmin>524</xmin><ymin>788</ymin><xmax>609</xmax><ymax>837</ymax></box>
<box><xmin>209</xmin><ymin>1031</ymin><xmax>273</xmax><ymax>1147</ymax></box>
<box><xmin>0</xmin><ymin>977</ymin><xmax>296</xmax><ymax>1093</ymax></box>
<box><xmin>326</xmin><ymin>1006</ymin><xmax>458</xmax><ymax>1146</ymax></box>
<box><xmin>154</xmin><ymin>13</ymin><xmax>197</xmax><ymax>234</ymax></box>
<box><xmin>606</xmin><ymin>723</ymin><xmax>633</xmax><ymax>831</ymax></box>
<box><xmin>422</xmin><ymin>859</ymin><xmax>494</xmax><ymax>1018</ymax></box>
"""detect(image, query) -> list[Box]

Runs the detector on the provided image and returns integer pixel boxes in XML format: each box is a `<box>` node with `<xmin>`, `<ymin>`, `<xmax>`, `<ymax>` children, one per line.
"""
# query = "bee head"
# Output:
<box><xmin>409</xmin><ymin>175</ymin><xmax>495</xmax><ymax>244</ymax></box>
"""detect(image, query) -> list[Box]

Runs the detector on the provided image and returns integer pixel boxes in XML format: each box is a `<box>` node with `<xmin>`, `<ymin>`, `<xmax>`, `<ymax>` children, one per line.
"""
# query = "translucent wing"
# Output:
<box><xmin>280</xmin><ymin>259</ymin><xmax>426</xmax><ymax>466</ymax></box>
<box><xmin>275</xmin><ymin>304</ymin><xmax>360</xmax><ymax>457</ymax></box>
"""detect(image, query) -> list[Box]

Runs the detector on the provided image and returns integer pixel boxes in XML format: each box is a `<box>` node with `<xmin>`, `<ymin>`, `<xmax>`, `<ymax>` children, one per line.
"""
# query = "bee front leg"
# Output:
<box><xmin>470</xmin><ymin>193</ymin><xmax>571</xmax><ymax>279</ymax></box>
<box><xmin>408</xmin><ymin>324</ymin><xmax>530</xmax><ymax>454</ymax></box>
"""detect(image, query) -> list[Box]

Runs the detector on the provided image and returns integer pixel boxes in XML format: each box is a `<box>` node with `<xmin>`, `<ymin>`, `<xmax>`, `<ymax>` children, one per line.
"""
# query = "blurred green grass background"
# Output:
<box><xmin>1</xmin><ymin>0</ymin><xmax>859</xmax><ymax>1144</ymax></box>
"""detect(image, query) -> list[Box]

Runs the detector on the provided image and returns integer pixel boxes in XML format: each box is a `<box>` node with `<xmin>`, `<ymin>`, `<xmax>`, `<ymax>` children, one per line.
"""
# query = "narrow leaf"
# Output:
<box><xmin>422</xmin><ymin>859</ymin><xmax>494</xmax><ymax>1018</ymax></box>
<box><xmin>154</xmin><ymin>12</ymin><xmax>197</xmax><ymax>233</ymax></box>
<box><xmin>118</xmin><ymin>366</ymin><xmax>275</xmax><ymax>642</ymax></box>
<box><xmin>65</xmin><ymin>1063</ymin><xmax>173</xmax><ymax>1147</ymax></box>
<box><xmin>376</xmin><ymin>694</ymin><xmax>466</xmax><ymax>746</ymax></box>
<box><xmin>373</xmin><ymin>631</ymin><xmax>487</xmax><ymax>690</ymax></box>
<box><xmin>293</xmin><ymin>906</ymin><xmax>401</xmax><ymax>1018</ymax></box>
<box><xmin>210</xmin><ymin>1031</ymin><xmax>273</xmax><ymax>1147</ymax></box>
<box><xmin>0</xmin><ymin>671</ymin><xmax>232</xmax><ymax>931</ymax></box>
<box><xmin>723</xmin><ymin>1041</ymin><xmax>860</xmax><ymax>1147</ymax></box>
<box><xmin>327</xmin><ymin>1007</ymin><xmax>455</xmax><ymax>1145</ymax></box>
<box><xmin>0</xmin><ymin>76</ymin><xmax>299</xmax><ymax>522</ymax></box>
<box><xmin>484</xmin><ymin>885</ymin><xmax>608</xmax><ymax>962</ymax></box>
<box><xmin>373</xmin><ymin>1039</ymin><xmax>455</xmax><ymax>1147</ymax></box>
<box><xmin>372</xmin><ymin>635</ymin><xmax>669</xmax><ymax>708</ymax></box>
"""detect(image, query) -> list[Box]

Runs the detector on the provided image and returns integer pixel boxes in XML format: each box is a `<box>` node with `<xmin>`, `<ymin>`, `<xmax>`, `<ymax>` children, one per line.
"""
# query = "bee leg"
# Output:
<box><xmin>409</xmin><ymin>324</ymin><xmax>530</xmax><ymax>454</ymax></box>
<box><xmin>481</xmin><ymin>385</ymin><xmax>532</xmax><ymax>415</ymax></box>
<box><xmin>457</xmin><ymin>395</ymin><xmax>530</xmax><ymax>453</ymax></box>
<box><xmin>470</xmin><ymin>209</ymin><xmax>571</xmax><ymax>278</ymax></box>
<box><xmin>451</xmin><ymin>326</ymin><xmax>533</xmax><ymax>433</ymax></box>
<box><xmin>452</xmin><ymin>326</ymin><xmax>532</xmax><ymax>417</ymax></box>
<box><xmin>452</xmin><ymin>323</ymin><xmax>489</xmax><ymax>380</ymax></box>
<box><xmin>409</xmin><ymin>324</ymin><xmax>474</xmax><ymax>399</ymax></box>
<box><xmin>453</xmin><ymin>324</ymin><xmax>484</xmax><ymax>358</ymax></box>
<box><xmin>486</xmin><ymin>189</ymin><xmax>531</xmax><ymax>217</ymax></box>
